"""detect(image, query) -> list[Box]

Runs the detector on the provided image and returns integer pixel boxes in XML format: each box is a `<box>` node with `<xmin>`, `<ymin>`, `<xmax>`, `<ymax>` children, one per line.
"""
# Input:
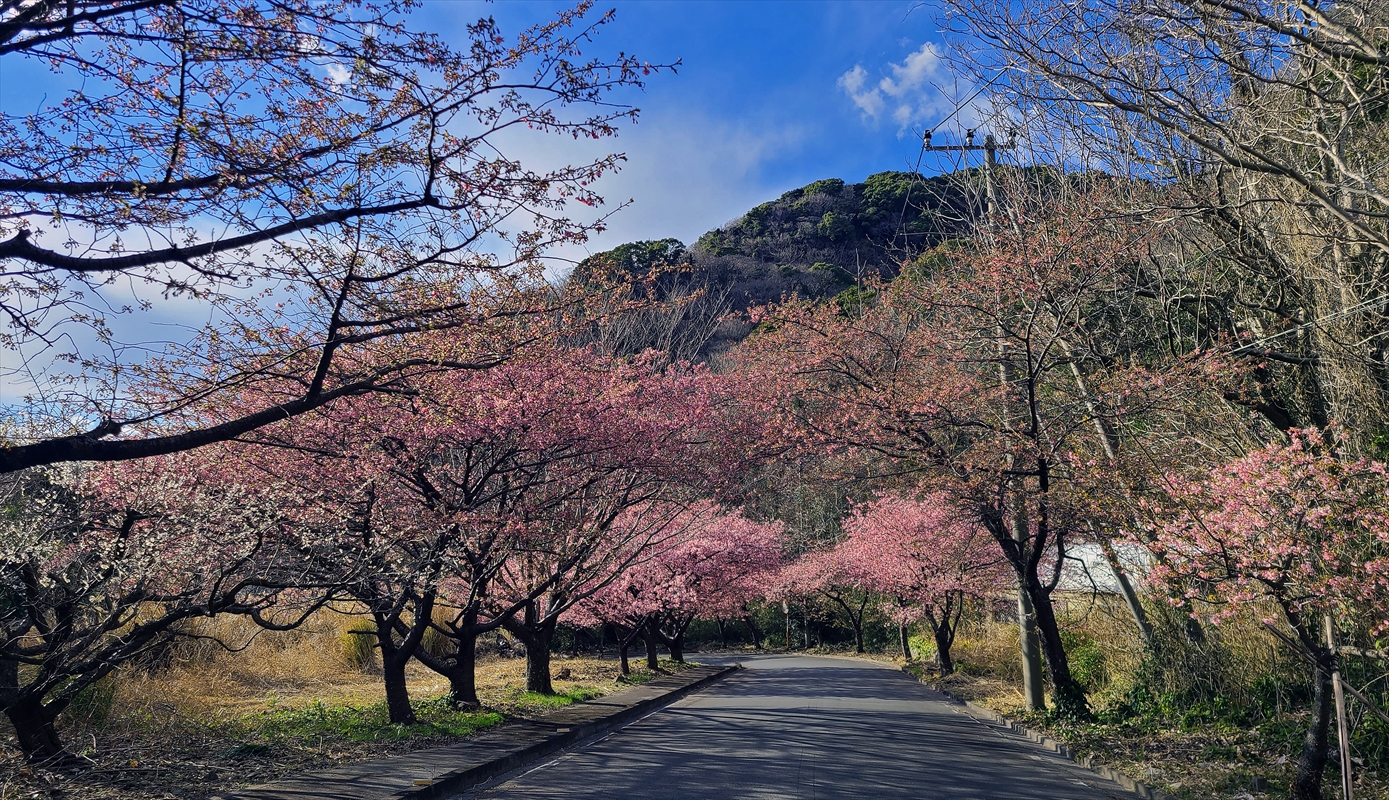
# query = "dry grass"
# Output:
<box><xmin>0</xmin><ymin>610</ymin><xmax>691</xmax><ymax>800</ymax></box>
<box><xmin>905</xmin><ymin>601</ymin><xmax>1389</xmax><ymax>800</ymax></box>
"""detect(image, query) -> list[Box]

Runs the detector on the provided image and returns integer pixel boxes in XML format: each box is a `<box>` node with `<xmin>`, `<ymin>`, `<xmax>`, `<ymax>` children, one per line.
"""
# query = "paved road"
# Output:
<box><xmin>463</xmin><ymin>654</ymin><xmax>1136</xmax><ymax>800</ymax></box>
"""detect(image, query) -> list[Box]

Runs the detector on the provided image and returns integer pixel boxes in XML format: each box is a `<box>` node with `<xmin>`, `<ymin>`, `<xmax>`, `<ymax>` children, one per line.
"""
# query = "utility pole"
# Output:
<box><xmin>922</xmin><ymin>129</ymin><xmax>1015</xmax><ymax>219</ymax></box>
<box><xmin>925</xmin><ymin>127</ymin><xmax>1045</xmax><ymax>710</ymax></box>
<box><xmin>1327</xmin><ymin>615</ymin><xmax>1354</xmax><ymax>800</ymax></box>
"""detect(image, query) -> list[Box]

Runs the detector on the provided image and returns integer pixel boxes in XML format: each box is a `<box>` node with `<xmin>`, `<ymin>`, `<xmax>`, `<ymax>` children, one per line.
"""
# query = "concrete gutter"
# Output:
<box><xmin>215</xmin><ymin>664</ymin><xmax>737</xmax><ymax>800</ymax></box>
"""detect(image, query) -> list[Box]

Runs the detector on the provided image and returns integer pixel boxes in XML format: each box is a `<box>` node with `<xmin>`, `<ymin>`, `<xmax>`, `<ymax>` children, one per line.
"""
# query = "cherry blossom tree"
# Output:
<box><xmin>579</xmin><ymin>502</ymin><xmax>782</xmax><ymax>670</ymax></box>
<box><xmin>223</xmin><ymin>338</ymin><xmax>758</xmax><ymax>711</ymax></box>
<box><xmin>838</xmin><ymin>493</ymin><xmax>1006</xmax><ymax>674</ymax></box>
<box><xmin>1146</xmin><ymin>429</ymin><xmax>1389</xmax><ymax>800</ymax></box>
<box><xmin>0</xmin><ymin>0</ymin><xmax>672</xmax><ymax>474</ymax></box>
<box><xmin>0</xmin><ymin>453</ymin><xmax>330</xmax><ymax>764</ymax></box>
<box><xmin>735</xmin><ymin>183</ymin><xmax>1231</xmax><ymax>717</ymax></box>
<box><xmin>776</xmin><ymin>547</ymin><xmax>874</xmax><ymax>654</ymax></box>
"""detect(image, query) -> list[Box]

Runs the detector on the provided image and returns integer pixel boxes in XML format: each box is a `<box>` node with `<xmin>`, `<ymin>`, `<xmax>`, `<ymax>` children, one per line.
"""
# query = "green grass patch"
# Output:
<box><xmin>659</xmin><ymin>658</ymin><xmax>700</xmax><ymax>672</ymax></box>
<box><xmin>509</xmin><ymin>686</ymin><xmax>603</xmax><ymax>711</ymax></box>
<box><xmin>237</xmin><ymin>695</ymin><xmax>503</xmax><ymax>746</ymax></box>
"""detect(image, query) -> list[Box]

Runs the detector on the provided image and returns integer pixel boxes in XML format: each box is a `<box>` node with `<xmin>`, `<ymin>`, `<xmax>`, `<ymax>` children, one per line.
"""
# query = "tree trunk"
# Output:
<box><xmin>501</xmin><ymin>602</ymin><xmax>560</xmax><ymax>694</ymax></box>
<box><xmin>373</xmin><ymin>616</ymin><xmax>418</xmax><ymax>725</ymax></box>
<box><xmin>642</xmin><ymin>620</ymin><xmax>660</xmax><ymax>670</ymax></box>
<box><xmin>744</xmin><ymin>615</ymin><xmax>763</xmax><ymax>649</ymax></box>
<box><xmin>934</xmin><ymin>622</ymin><xmax>955</xmax><ymax>675</ymax></box>
<box><xmin>1095</xmin><ymin>530</ymin><xmax>1153</xmax><ymax>645</ymax></box>
<box><xmin>1025</xmin><ymin>575</ymin><xmax>1090</xmax><ymax>719</ymax></box>
<box><xmin>668</xmin><ymin>631</ymin><xmax>684</xmax><ymax>662</ymax></box>
<box><xmin>851</xmin><ymin>600</ymin><xmax>866</xmax><ymax>654</ymax></box>
<box><xmin>380</xmin><ymin>648</ymin><xmax>416</xmax><ymax>725</ymax></box>
<box><xmin>446</xmin><ymin>633</ymin><xmax>480</xmax><ymax>708</ymax></box>
<box><xmin>523</xmin><ymin>625</ymin><xmax>556</xmax><ymax>694</ymax></box>
<box><xmin>614</xmin><ymin>622</ymin><xmax>643</xmax><ymax>677</ymax></box>
<box><xmin>926</xmin><ymin>598</ymin><xmax>959</xmax><ymax>675</ymax></box>
<box><xmin>899</xmin><ymin>622</ymin><xmax>912</xmax><ymax>661</ymax></box>
<box><xmin>716</xmin><ymin>619</ymin><xmax>728</xmax><ymax>649</ymax></box>
<box><xmin>5</xmin><ymin>696</ymin><xmax>73</xmax><ymax>765</ymax></box>
<box><xmin>1292</xmin><ymin>655</ymin><xmax>1334</xmax><ymax>800</ymax></box>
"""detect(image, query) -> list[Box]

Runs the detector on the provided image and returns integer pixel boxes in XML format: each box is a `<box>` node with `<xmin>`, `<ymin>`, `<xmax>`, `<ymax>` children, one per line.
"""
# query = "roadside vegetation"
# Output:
<box><xmin>0</xmin><ymin>609</ymin><xmax>693</xmax><ymax>800</ymax></box>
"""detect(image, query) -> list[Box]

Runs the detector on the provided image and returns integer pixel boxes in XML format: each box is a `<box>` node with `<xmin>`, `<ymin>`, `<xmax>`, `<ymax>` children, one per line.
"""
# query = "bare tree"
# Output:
<box><xmin>0</xmin><ymin>0</ymin><xmax>671</xmax><ymax>472</ymax></box>
<box><xmin>944</xmin><ymin>0</ymin><xmax>1389</xmax><ymax>447</ymax></box>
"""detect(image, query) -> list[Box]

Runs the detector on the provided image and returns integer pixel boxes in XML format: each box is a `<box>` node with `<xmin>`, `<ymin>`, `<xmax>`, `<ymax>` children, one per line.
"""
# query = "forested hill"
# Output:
<box><xmin>574</xmin><ymin>170</ymin><xmax>977</xmax><ymax>313</ymax></box>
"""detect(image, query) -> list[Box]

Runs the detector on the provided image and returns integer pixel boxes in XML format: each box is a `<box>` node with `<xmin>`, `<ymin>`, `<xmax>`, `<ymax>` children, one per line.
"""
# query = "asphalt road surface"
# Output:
<box><xmin>463</xmin><ymin>654</ymin><xmax>1138</xmax><ymax>800</ymax></box>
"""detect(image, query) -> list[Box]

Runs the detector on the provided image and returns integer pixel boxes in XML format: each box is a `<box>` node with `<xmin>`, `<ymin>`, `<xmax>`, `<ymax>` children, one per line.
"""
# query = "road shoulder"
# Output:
<box><xmin>213</xmin><ymin>664</ymin><xmax>737</xmax><ymax>800</ymax></box>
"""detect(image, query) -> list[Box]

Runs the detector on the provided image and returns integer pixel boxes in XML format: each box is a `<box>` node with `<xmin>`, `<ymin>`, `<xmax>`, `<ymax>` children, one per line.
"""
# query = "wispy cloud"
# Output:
<box><xmin>837</xmin><ymin>65</ymin><xmax>883</xmax><ymax>118</ymax></box>
<box><xmin>479</xmin><ymin>110</ymin><xmax>808</xmax><ymax>281</ymax></box>
<box><xmin>839</xmin><ymin>43</ymin><xmax>976</xmax><ymax>133</ymax></box>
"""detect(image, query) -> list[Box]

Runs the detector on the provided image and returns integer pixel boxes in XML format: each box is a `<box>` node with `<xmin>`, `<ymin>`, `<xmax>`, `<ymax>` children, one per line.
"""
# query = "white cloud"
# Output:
<box><xmin>879</xmin><ymin>43</ymin><xmax>946</xmax><ymax>98</ymax></box>
<box><xmin>325</xmin><ymin>63</ymin><xmax>352</xmax><ymax>86</ymax></box>
<box><xmin>837</xmin><ymin>65</ymin><xmax>884</xmax><ymax>119</ymax></box>
<box><xmin>839</xmin><ymin>42</ymin><xmax>978</xmax><ymax>134</ymax></box>
<box><xmin>479</xmin><ymin>109</ymin><xmax>807</xmax><ymax>280</ymax></box>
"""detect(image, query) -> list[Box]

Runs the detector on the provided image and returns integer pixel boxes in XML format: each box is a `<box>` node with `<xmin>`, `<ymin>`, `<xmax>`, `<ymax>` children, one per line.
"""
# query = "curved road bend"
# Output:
<box><xmin>463</xmin><ymin>654</ymin><xmax>1136</xmax><ymax>800</ymax></box>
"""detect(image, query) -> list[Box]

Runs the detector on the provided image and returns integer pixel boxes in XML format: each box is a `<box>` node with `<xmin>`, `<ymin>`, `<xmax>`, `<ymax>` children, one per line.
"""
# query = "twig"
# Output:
<box><xmin>1338</xmin><ymin>646</ymin><xmax>1389</xmax><ymax>662</ymax></box>
<box><xmin>1263</xmin><ymin>622</ymin><xmax>1389</xmax><ymax>727</ymax></box>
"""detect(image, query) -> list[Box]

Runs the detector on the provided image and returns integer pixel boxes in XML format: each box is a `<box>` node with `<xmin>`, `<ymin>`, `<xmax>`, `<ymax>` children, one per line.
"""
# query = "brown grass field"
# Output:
<box><xmin>0</xmin><ymin>611</ymin><xmax>688</xmax><ymax>800</ymax></box>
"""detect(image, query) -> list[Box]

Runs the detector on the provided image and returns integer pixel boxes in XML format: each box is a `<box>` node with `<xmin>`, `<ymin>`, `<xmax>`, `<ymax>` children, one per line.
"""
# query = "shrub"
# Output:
<box><xmin>1060</xmin><ymin>629</ymin><xmax>1107</xmax><ymax>693</ymax></box>
<box><xmin>63</xmin><ymin>675</ymin><xmax>118</xmax><ymax>725</ymax></box>
<box><xmin>339</xmin><ymin>629</ymin><xmax>378</xmax><ymax>671</ymax></box>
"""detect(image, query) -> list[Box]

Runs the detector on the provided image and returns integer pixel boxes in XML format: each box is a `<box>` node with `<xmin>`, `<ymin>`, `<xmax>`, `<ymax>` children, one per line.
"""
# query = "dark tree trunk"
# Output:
<box><xmin>899</xmin><ymin>622</ymin><xmax>912</xmax><ymax>661</ymax></box>
<box><xmin>614</xmin><ymin>622</ymin><xmax>643</xmax><ymax>676</ymax></box>
<box><xmin>525</xmin><ymin>634</ymin><xmax>554</xmax><ymax>694</ymax></box>
<box><xmin>654</xmin><ymin>615</ymin><xmax>692</xmax><ymax>663</ymax></box>
<box><xmin>844</xmin><ymin>600</ymin><xmax>866</xmax><ymax>650</ymax></box>
<box><xmin>5</xmin><ymin>696</ymin><xmax>73</xmax><ymax>765</ymax></box>
<box><xmin>926</xmin><ymin>597</ymin><xmax>962</xmax><ymax>676</ymax></box>
<box><xmin>1024</xmin><ymin>574</ymin><xmax>1089</xmax><ymax>718</ymax></box>
<box><xmin>641</xmin><ymin>620</ymin><xmax>659</xmax><ymax>670</ymax></box>
<box><xmin>934</xmin><ymin>622</ymin><xmax>955</xmax><ymax>675</ymax></box>
<box><xmin>381</xmin><ymin>648</ymin><xmax>416</xmax><ymax>725</ymax></box>
<box><xmin>502</xmin><ymin>603</ymin><xmax>559</xmax><ymax>694</ymax></box>
<box><xmin>446</xmin><ymin>633</ymin><xmax>480</xmax><ymax>708</ymax></box>
<box><xmin>410</xmin><ymin>603</ymin><xmax>511</xmax><ymax>710</ymax></box>
<box><xmin>716</xmin><ymin>619</ymin><xmax>728</xmax><ymax>649</ymax></box>
<box><xmin>371</xmin><ymin>592</ymin><xmax>435</xmax><ymax>725</ymax></box>
<box><xmin>1292</xmin><ymin>655</ymin><xmax>1334</xmax><ymax>800</ymax></box>
<box><xmin>744</xmin><ymin>615</ymin><xmax>763</xmax><ymax>649</ymax></box>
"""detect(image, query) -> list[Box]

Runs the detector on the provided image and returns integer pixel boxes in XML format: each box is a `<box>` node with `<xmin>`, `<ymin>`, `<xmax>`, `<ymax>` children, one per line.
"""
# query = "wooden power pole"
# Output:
<box><xmin>924</xmin><ymin>128</ymin><xmax>1045</xmax><ymax>711</ymax></box>
<box><xmin>922</xmin><ymin>129</ymin><xmax>1015</xmax><ymax>219</ymax></box>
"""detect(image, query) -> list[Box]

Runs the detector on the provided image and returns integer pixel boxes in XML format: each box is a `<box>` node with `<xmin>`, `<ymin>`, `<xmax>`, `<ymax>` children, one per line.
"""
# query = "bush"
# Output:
<box><xmin>908</xmin><ymin>635</ymin><xmax>937</xmax><ymax>663</ymax></box>
<box><xmin>1060</xmin><ymin>629</ymin><xmax>1107</xmax><ymax>692</ymax></box>
<box><xmin>816</xmin><ymin>213</ymin><xmax>855</xmax><ymax>242</ymax></box>
<box><xmin>63</xmin><ymin>675</ymin><xmax>118</xmax><ymax>725</ymax></box>
<box><xmin>339</xmin><ymin>629</ymin><xmax>377</xmax><ymax>671</ymax></box>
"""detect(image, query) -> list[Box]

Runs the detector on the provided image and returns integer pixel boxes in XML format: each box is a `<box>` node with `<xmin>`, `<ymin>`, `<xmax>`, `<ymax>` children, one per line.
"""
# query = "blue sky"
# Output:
<box><xmin>0</xmin><ymin>0</ymin><xmax>986</xmax><ymax>404</ymax></box>
<box><xmin>425</xmin><ymin>1</ymin><xmax>980</xmax><ymax>261</ymax></box>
